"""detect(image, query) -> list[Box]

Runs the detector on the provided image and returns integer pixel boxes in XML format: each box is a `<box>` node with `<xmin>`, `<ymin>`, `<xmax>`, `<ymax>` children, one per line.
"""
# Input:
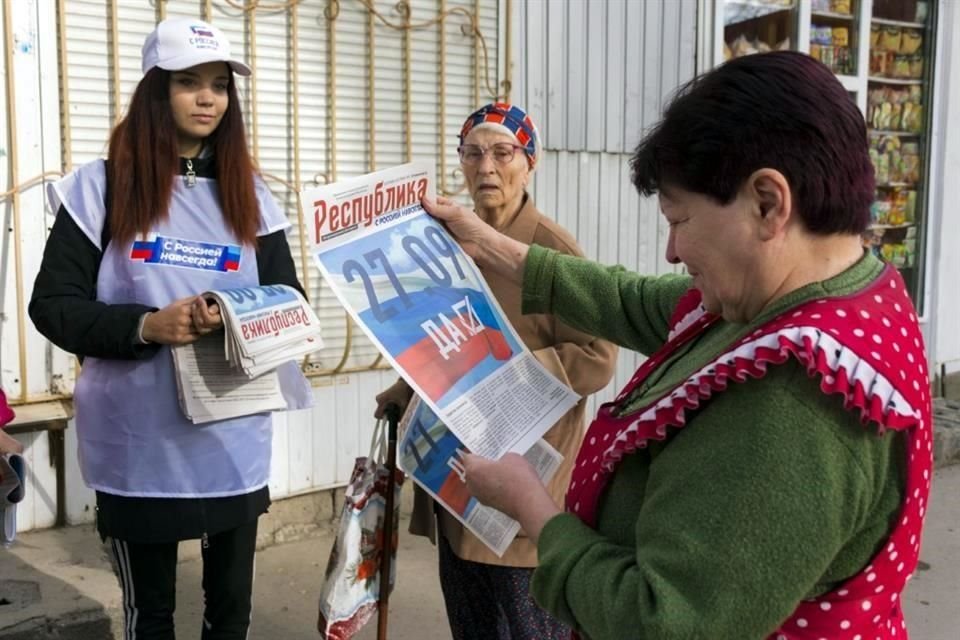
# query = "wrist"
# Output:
<box><xmin>483</xmin><ymin>232</ymin><xmax>529</xmax><ymax>285</ymax></box>
<box><xmin>517</xmin><ymin>494</ymin><xmax>561</xmax><ymax>544</ymax></box>
<box><xmin>137</xmin><ymin>312</ymin><xmax>153</xmax><ymax>344</ymax></box>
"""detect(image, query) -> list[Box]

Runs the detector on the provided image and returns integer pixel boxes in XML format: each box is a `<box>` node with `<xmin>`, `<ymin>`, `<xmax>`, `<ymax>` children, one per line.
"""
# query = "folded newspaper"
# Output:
<box><xmin>172</xmin><ymin>284</ymin><xmax>323</xmax><ymax>424</ymax></box>
<box><xmin>398</xmin><ymin>396</ymin><xmax>562</xmax><ymax>557</ymax></box>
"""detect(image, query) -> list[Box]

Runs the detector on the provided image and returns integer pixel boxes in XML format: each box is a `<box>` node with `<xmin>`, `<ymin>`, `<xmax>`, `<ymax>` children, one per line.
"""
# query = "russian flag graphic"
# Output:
<box><xmin>222</xmin><ymin>246</ymin><xmax>241</xmax><ymax>272</ymax></box>
<box><xmin>130</xmin><ymin>236</ymin><xmax>159</xmax><ymax>261</ymax></box>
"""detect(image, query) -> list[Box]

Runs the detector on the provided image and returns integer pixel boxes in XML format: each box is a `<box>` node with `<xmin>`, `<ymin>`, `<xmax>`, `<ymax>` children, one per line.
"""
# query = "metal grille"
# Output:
<box><xmin>0</xmin><ymin>0</ymin><xmax>506</xmax><ymax>405</ymax></box>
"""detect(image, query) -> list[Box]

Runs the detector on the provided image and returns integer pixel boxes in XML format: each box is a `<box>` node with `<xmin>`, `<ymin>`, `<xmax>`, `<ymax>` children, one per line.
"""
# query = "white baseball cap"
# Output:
<box><xmin>141</xmin><ymin>17</ymin><xmax>251</xmax><ymax>76</ymax></box>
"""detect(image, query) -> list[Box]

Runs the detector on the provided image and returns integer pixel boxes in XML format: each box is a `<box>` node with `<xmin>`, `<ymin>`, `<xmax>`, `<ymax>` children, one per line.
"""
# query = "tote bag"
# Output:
<box><xmin>318</xmin><ymin>418</ymin><xmax>404</xmax><ymax>639</ymax></box>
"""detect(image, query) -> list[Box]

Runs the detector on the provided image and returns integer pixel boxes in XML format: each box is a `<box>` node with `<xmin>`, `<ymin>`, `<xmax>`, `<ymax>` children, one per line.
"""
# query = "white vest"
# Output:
<box><xmin>47</xmin><ymin>160</ymin><xmax>309</xmax><ymax>497</ymax></box>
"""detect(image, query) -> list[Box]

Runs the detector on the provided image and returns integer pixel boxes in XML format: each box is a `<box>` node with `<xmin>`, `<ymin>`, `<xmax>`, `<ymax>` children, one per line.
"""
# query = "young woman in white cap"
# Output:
<box><xmin>29</xmin><ymin>17</ymin><xmax>309</xmax><ymax>639</ymax></box>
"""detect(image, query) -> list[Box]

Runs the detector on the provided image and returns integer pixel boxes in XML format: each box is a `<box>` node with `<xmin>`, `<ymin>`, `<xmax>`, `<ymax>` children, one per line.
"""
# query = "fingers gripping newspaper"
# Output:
<box><xmin>302</xmin><ymin>162</ymin><xmax>577</xmax><ymax>556</ymax></box>
<box><xmin>172</xmin><ymin>285</ymin><xmax>323</xmax><ymax>424</ymax></box>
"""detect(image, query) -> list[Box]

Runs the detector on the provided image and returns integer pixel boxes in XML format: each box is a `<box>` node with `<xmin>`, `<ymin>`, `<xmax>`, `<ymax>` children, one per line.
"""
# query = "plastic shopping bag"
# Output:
<box><xmin>318</xmin><ymin>417</ymin><xmax>404</xmax><ymax>639</ymax></box>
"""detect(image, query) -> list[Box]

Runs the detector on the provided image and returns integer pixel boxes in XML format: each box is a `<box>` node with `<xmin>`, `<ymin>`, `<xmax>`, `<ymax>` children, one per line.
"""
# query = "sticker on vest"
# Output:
<box><xmin>129</xmin><ymin>234</ymin><xmax>241</xmax><ymax>272</ymax></box>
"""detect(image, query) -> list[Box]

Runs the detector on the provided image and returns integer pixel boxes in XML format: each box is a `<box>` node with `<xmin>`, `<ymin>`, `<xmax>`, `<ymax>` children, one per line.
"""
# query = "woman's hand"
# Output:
<box><xmin>191</xmin><ymin>297</ymin><xmax>223</xmax><ymax>335</ymax></box>
<box><xmin>422</xmin><ymin>196</ymin><xmax>531</xmax><ymax>285</ymax></box>
<box><xmin>421</xmin><ymin>196</ymin><xmax>492</xmax><ymax>260</ymax></box>
<box><xmin>374</xmin><ymin>378</ymin><xmax>414</xmax><ymax>419</ymax></box>
<box><xmin>141</xmin><ymin>295</ymin><xmax>219</xmax><ymax>345</ymax></box>
<box><xmin>459</xmin><ymin>452</ymin><xmax>561</xmax><ymax>543</ymax></box>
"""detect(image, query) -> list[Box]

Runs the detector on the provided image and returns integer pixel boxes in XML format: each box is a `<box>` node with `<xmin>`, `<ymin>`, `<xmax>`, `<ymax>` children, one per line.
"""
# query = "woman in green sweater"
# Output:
<box><xmin>424</xmin><ymin>51</ymin><xmax>931</xmax><ymax>640</ymax></box>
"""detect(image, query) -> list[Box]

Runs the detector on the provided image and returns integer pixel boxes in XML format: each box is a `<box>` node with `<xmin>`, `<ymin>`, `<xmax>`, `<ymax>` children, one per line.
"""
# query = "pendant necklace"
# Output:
<box><xmin>185</xmin><ymin>158</ymin><xmax>197</xmax><ymax>188</ymax></box>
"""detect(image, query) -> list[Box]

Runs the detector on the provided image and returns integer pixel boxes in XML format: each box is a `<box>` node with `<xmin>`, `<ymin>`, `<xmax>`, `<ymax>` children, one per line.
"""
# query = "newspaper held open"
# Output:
<box><xmin>172</xmin><ymin>284</ymin><xmax>323</xmax><ymax>424</ymax></box>
<box><xmin>303</xmin><ymin>162</ymin><xmax>579</xmax><ymax>554</ymax></box>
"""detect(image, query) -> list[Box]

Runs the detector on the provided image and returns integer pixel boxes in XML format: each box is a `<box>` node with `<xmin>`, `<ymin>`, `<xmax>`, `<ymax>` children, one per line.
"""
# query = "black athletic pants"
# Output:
<box><xmin>106</xmin><ymin>519</ymin><xmax>258</xmax><ymax>640</ymax></box>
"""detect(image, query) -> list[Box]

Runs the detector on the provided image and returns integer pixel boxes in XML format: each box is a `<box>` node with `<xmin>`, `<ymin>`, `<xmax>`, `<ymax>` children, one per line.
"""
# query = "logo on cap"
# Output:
<box><xmin>190</xmin><ymin>25</ymin><xmax>215</xmax><ymax>38</ymax></box>
<box><xmin>188</xmin><ymin>24</ymin><xmax>220</xmax><ymax>51</ymax></box>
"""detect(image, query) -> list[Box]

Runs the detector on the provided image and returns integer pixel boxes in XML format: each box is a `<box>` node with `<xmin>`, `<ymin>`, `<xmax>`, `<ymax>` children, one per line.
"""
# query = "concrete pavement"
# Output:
<box><xmin>2</xmin><ymin>463</ymin><xmax>959</xmax><ymax>639</ymax></box>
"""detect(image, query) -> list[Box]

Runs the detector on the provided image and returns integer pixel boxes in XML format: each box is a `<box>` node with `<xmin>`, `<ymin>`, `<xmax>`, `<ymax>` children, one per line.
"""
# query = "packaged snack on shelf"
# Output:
<box><xmin>812</xmin><ymin>25</ymin><xmax>832</xmax><ymax>46</ymax></box>
<box><xmin>903</xmin><ymin>240</ymin><xmax>916</xmax><ymax>267</ymax></box>
<box><xmin>879</xmin><ymin>27</ymin><xmax>902</xmax><ymax>52</ymax></box>
<box><xmin>889</xmin><ymin>100</ymin><xmax>904</xmax><ymax>132</ymax></box>
<box><xmin>870</xmin><ymin>195</ymin><xmax>892</xmax><ymax>226</ymax></box>
<box><xmin>871</xmin><ymin>135</ymin><xmax>908</xmax><ymax>186</ymax></box>
<box><xmin>812</xmin><ymin>0</ymin><xmax>830</xmax><ymax>10</ymax></box>
<box><xmin>909</xmin><ymin>54</ymin><xmax>924</xmax><ymax>79</ymax></box>
<box><xmin>889</xmin><ymin>190</ymin><xmax>909</xmax><ymax>225</ymax></box>
<box><xmin>870</xmin><ymin>25</ymin><xmax>881</xmax><ymax>48</ymax></box>
<box><xmin>893</xmin><ymin>54</ymin><xmax>912</xmax><ymax>79</ymax></box>
<box><xmin>913</xmin><ymin>104</ymin><xmax>924</xmax><ymax>133</ymax></box>
<box><xmin>905</xmin><ymin>190</ymin><xmax>917</xmax><ymax>222</ymax></box>
<box><xmin>871</xmin><ymin>147</ymin><xmax>890</xmax><ymax>184</ymax></box>
<box><xmin>868</xmin><ymin>86</ymin><xmax>924</xmax><ymax>133</ymax></box>
<box><xmin>900</xmin><ymin>101</ymin><xmax>915</xmax><ymax>132</ymax></box>
<box><xmin>864</xmin><ymin>233</ymin><xmax>882</xmax><ymax>254</ymax></box>
<box><xmin>867</xmin><ymin>88</ymin><xmax>886</xmax><ymax>129</ymax></box>
<box><xmin>870</xmin><ymin>48</ymin><xmax>894</xmax><ymax>76</ymax></box>
<box><xmin>838</xmin><ymin>47</ymin><xmax>852</xmax><ymax>74</ymax></box>
<box><xmin>887</xmin><ymin>139</ymin><xmax>905</xmax><ymax>183</ymax></box>
<box><xmin>821</xmin><ymin>46</ymin><xmax>836</xmax><ymax>71</ymax></box>
<box><xmin>881</xmin><ymin>243</ymin><xmax>908</xmax><ymax>267</ymax></box>
<box><xmin>832</xmin><ymin>27</ymin><xmax>849</xmax><ymax>48</ymax></box>
<box><xmin>831</xmin><ymin>0</ymin><xmax>852</xmax><ymax>14</ymax></box>
<box><xmin>900</xmin><ymin>29</ymin><xmax>923</xmax><ymax>55</ymax></box>
<box><xmin>902</xmin><ymin>87</ymin><xmax>924</xmax><ymax>132</ymax></box>
<box><xmin>901</xmin><ymin>143</ymin><xmax>921</xmax><ymax>184</ymax></box>
<box><xmin>876</xmin><ymin>99</ymin><xmax>894</xmax><ymax>130</ymax></box>
<box><xmin>810</xmin><ymin>43</ymin><xmax>822</xmax><ymax>64</ymax></box>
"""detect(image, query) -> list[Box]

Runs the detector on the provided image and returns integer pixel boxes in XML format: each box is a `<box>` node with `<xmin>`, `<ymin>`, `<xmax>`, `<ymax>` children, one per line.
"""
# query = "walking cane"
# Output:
<box><xmin>377</xmin><ymin>403</ymin><xmax>401</xmax><ymax>640</ymax></box>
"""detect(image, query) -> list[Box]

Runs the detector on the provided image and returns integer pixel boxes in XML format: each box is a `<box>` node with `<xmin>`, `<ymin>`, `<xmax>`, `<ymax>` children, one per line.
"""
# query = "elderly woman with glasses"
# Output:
<box><xmin>375</xmin><ymin>103</ymin><xmax>617</xmax><ymax>640</ymax></box>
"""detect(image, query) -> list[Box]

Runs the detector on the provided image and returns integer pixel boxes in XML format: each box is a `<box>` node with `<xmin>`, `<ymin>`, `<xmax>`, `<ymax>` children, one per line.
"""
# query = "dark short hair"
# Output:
<box><xmin>630</xmin><ymin>51</ymin><xmax>874</xmax><ymax>235</ymax></box>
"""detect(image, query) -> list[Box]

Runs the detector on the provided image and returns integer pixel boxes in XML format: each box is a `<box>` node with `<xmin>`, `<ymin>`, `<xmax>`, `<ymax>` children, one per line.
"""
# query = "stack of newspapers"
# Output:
<box><xmin>172</xmin><ymin>284</ymin><xmax>323</xmax><ymax>424</ymax></box>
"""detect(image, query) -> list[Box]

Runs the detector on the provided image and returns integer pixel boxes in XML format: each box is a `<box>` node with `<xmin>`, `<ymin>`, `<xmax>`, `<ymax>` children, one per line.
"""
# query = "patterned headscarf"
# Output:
<box><xmin>459</xmin><ymin>103</ymin><xmax>541</xmax><ymax>169</ymax></box>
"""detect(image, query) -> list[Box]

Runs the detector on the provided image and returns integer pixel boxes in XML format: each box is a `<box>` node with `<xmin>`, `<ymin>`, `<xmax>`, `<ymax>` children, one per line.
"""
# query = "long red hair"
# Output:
<box><xmin>106</xmin><ymin>67</ymin><xmax>259</xmax><ymax>247</ymax></box>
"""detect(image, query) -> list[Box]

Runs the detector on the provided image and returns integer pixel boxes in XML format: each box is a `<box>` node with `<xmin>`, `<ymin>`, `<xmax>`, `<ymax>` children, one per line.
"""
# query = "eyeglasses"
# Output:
<box><xmin>457</xmin><ymin>143</ymin><xmax>525</xmax><ymax>166</ymax></box>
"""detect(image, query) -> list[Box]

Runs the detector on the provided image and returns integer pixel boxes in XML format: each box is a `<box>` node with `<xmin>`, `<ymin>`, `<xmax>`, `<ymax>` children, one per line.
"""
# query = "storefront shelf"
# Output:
<box><xmin>811</xmin><ymin>11</ymin><xmax>854</xmax><ymax>21</ymax></box>
<box><xmin>869</xmin><ymin>223</ymin><xmax>916</xmax><ymax>231</ymax></box>
<box><xmin>868</xmin><ymin>130</ymin><xmax>921</xmax><ymax>137</ymax></box>
<box><xmin>868</xmin><ymin>76</ymin><xmax>924</xmax><ymax>85</ymax></box>
<box><xmin>871</xmin><ymin>17</ymin><xmax>926</xmax><ymax>29</ymax></box>
<box><xmin>876</xmin><ymin>182</ymin><xmax>917</xmax><ymax>189</ymax></box>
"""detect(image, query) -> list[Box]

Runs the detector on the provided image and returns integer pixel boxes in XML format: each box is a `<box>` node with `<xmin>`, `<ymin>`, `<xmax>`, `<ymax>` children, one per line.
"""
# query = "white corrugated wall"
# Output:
<box><xmin>510</xmin><ymin>0</ymin><xmax>699</xmax><ymax>415</ymax></box>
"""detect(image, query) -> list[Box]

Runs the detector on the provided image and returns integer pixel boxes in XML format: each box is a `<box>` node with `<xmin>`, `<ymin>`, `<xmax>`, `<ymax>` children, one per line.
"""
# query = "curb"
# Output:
<box><xmin>0</xmin><ymin>610</ymin><xmax>112</xmax><ymax>640</ymax></box>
